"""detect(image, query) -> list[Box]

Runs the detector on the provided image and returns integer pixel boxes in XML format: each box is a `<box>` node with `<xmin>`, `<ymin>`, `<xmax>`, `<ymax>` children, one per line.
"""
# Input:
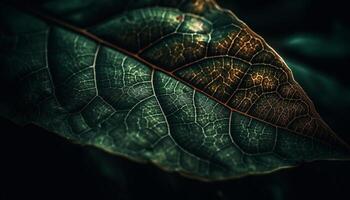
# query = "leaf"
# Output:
<box><xmin>0</xmin><ymin>0</ymin><xmax>349</xmax><ymax>180</ymax></box>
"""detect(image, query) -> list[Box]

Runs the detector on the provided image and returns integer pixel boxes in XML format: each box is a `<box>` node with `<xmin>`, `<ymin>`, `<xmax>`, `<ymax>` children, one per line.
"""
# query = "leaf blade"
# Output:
<box><xmin>0</xmin><ymin>0</ymin><xmax>349</xmax><ymax>181</ymax></box>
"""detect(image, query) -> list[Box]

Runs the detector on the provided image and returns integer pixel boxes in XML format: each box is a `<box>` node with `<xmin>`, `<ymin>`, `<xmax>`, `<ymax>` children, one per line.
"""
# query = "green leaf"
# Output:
<box><xmin>0</xmin><ymin>0</ymin><xmax>349</xmax><ymax>180</ymax></box>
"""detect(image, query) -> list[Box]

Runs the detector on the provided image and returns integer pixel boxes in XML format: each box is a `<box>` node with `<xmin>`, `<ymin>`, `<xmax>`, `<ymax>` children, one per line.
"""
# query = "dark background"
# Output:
<box><xmin>1</xmin><ymin>0</ymin><xmax>350</xmax><ymax>199</ymax></box>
